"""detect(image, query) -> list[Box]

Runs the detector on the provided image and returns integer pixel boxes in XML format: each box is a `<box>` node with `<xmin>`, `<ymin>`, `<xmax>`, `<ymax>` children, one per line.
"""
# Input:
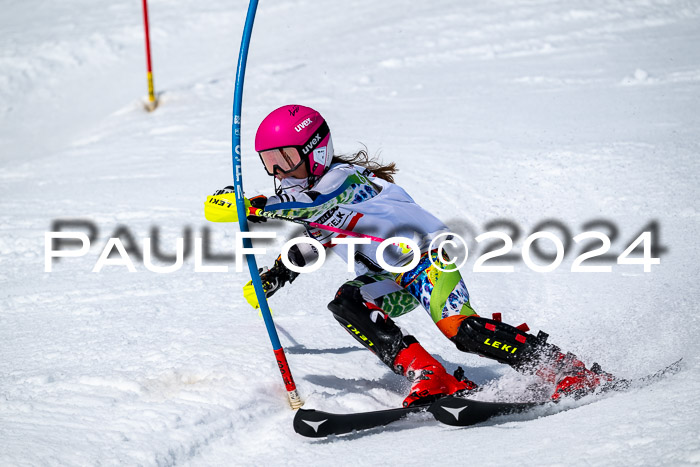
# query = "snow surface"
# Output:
<box><xmin>1</xmin><ymin>0</ymin><xmax>700</xmax><ymax>465</ymax></box>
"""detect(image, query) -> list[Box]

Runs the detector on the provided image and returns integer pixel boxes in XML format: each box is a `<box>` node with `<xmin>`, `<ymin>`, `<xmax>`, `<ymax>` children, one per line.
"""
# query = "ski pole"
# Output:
<box><xmin>141</xmin><ymin>0</ymin><xmax>157</xmax><ymax>111</ymax></box>
<box><xmin>231</xmin><ymin>0</ymin><xmax>302</xmax><ymax>409</ymax></box>
<box><xmin>247</xmin><ymin>207</ymin><xmax>414</xmax><ymax>251</ymax></box>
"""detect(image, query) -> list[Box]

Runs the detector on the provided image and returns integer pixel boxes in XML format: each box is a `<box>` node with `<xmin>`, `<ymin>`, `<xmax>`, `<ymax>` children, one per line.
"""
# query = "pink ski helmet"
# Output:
<box><xmin>255</xmin><ymin>105</ymin><xmax>334</xmax><ymax>177</ymax></box>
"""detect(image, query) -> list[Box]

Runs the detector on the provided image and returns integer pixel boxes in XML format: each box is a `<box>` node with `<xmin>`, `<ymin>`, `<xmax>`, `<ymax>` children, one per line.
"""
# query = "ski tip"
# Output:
<box><xmin>293</xmin><ymin>408</ymin><xmax>332</xmax><ymax>438</ymax></box>
<box><xmin>646</xmin><ymin>357</ymin><xmax>684</xmax><ymax>379</ymax></box>
<box><xmin>661</xmin><ymin>357</ymin><xmax>684</xmax><ymax>375</ymax></box>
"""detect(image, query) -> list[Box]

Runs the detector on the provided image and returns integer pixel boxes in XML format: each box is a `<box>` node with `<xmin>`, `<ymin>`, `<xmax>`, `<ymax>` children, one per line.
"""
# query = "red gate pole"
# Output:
<box><xmin>142</xmin><ymin>0</ymin><xmax>157</xmax><ymax>111</ymax></box>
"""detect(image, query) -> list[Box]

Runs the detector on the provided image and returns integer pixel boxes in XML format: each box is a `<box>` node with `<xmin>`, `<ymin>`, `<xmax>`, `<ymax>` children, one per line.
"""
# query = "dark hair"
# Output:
<box><xmin>331</xmin><ymin>147</ymin><xmax>398</xmax><ymax>183</ymax></box>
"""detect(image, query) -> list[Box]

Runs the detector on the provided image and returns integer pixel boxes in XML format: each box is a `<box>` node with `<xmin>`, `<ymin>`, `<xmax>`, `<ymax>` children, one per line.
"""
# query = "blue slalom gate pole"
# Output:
<box><xmin>231</xmin><ymin>0</ymin><xmax>302</xmax><ymax>409</ymax></box>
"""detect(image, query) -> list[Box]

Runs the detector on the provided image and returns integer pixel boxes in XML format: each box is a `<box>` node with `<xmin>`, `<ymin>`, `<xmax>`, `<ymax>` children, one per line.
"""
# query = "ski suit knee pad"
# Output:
<box><xmin>328</xmin><ymin>281</ymin><xmax>410</xmax><ymax>368</ymax></box>
<box><xmin>450</xmin><ymin>315</ymin><xmax>556</xmax><ymax>369</ymax></box>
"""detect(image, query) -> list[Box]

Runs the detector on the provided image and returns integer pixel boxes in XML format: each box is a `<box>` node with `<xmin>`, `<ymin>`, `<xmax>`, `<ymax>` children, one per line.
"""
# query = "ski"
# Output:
<box><xmin>293</xmin><ymin>404</ymin><xmax>427</xmax><ymax>438</ymax></box>
<box><xmin>292</xmin><ymin>396</ymin><xmax>542</xmax><ymax>438</ymax></box>
<box><xmin>429</xmin><ymin>357</ymin><xmax>683</xmax><ymax>427</ymax></box>
<box><xmin>427</xmin><ymin>396</ymin><xmax>544</xmax><ymax>426</ymax></box>
<box><xmin>293</xmin><ymin>358</ymin><xmax>682</xmax><ymax>438</ymax></box>
<box><xmin>633</xmin><ymin>357</ymin><xmax>683</xmax><ymax>386</ymax></box>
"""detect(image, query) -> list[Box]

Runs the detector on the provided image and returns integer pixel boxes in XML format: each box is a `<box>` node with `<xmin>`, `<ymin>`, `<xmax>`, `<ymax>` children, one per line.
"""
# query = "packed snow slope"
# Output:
<box><xmin>1</xmin><ymin>0</ymin><xmax>699</xmax><ymax>465</ymax></box>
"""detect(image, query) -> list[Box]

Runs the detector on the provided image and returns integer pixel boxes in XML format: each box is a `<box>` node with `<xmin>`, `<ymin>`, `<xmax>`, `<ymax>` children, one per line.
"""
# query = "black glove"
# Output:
<box><xmin>260</xmin><ymin>256</ymin><xmax>299</xmax><ymax>299</ymax></box>
<box><xmin>247</xmin><ymin>195</ymin><xmax>268</xmax><ymax>223</ymax></box>
<box><xmin>212</xmin><ymin>186</ymin><xmax>235</xmax><ymax>196</ymax></box>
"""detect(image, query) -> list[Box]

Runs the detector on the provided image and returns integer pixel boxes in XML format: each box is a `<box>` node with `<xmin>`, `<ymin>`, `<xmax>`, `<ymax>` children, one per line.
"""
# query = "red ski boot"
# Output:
<box><xmin>548</xmin><ymin>354</ymin><xmax>617</xmax><ymax>401</ymax></box>
<box><xmin>393</xmin><ymin>342</ymin><xmax>477</xmax><ymax>407</ymax></box>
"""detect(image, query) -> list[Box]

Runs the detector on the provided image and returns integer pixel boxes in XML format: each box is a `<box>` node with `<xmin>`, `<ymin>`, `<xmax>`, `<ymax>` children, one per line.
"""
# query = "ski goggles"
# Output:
<box><xmin>258</xmin><ymin>121</ymin><xmax>331</xmax><ymax>176</ymax></box>
<box><xmin>258</xmin><ymin>147</ymin><xmax>305</xmax><ymax>176</ymax></box>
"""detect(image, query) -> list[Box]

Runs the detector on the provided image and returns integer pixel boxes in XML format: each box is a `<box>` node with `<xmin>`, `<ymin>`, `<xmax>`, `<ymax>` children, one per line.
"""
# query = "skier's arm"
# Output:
<box><xmin>262</xmin><ymin>166</ymin><xmax>378</xmax><ymax>220</ymax></box>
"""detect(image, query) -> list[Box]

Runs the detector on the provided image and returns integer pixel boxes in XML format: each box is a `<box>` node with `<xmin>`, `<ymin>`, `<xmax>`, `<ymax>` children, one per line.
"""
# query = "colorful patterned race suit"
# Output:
<box><xmin>258</xmin><ymin>163</ymin><xmax>616</xmax><ymax>403</ymax></box>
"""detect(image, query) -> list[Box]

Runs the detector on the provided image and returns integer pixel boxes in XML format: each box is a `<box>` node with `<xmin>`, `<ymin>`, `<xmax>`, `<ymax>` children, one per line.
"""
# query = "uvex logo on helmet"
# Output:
<box><xmin>294</xmin><ymin>118</ymin><xmax>313</xmax><ymax>133</ymax></box>
<box><xmin>301</xmin><ymin>133</ymin><xmax>322</xmax><ymax>155</ymax></box>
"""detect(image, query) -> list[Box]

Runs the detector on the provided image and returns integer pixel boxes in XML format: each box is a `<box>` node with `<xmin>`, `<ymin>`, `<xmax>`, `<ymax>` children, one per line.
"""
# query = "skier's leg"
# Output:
<box><xmin>327</xmin><ymin>274</ymin><xmax>475</xmax><ymax>406</ymax></box>
<box><xmin>396</xmin><ymin>250</ymin><xmax>617</xmax><ymax>399</ymax></box>
<box><xmin>327</xmin><ymin>275</ymin><xmax>408</xmax><ymax>368</ymax></box>
<box><xmin>446</xmin><ymin>314</ymin><xmax>618</xmax><ymax>399</ymax></box>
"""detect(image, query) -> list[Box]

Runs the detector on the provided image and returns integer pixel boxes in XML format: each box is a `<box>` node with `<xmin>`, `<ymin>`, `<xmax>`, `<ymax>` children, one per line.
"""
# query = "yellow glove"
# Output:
<box><xmin>243</xmin><ymin>277</ymin><xmax>275</xmax><ymax>318</ymax></box>
<box><xmin>243</xmin><ymin>278</ymin><xmax>262</xmax><ymax>309</ymax></box>
<box><xmin>243</xmin><ymin>264</ymin><xmax>287</xmax><ymax>313</ymax></box>
<box><xmin>204</xmin><ymin>191</ymin><xmax>250</xmax><ymax>222</ymax></box>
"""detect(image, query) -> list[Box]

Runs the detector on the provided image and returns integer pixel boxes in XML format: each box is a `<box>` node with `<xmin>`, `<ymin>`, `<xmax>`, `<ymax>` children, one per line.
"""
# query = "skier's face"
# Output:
<box><xmin>275</xmin><ymin>164</ymin><xmax>308</xmax><ymax>180</ymax></box>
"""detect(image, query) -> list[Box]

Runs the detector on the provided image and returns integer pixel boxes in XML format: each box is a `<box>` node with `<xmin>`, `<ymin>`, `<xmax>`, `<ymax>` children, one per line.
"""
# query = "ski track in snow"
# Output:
<box><xmin>1</xmin><ymin>0</ymin><xmax>699</xmax><ymax>465</ymax></box>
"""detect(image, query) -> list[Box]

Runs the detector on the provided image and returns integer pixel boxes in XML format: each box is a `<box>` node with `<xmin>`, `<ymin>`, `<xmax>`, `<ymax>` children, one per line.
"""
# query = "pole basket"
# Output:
<box><xmin>287</xmin><ymin>388</ymin><xmax>304</xmax><ymax>410</ymax></box>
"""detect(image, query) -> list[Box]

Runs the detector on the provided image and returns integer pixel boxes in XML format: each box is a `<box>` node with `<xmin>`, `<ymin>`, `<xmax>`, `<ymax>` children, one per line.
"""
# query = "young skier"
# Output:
<box><xmin>213</xmin><ymin>104</ymin><xmax>618</xmax><ymax>407</ymax></box>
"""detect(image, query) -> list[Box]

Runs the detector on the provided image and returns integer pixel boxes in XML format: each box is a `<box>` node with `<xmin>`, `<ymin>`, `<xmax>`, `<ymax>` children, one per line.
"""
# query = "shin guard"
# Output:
<box><xmin>328</xmin><ymin>283</ymin><xmax>409</xmax><ymax>368</ymax></box>
<box><xmin>450</xmin><ymin>315</ymin><xmax>557</xmax><ymax>370</ymax></box>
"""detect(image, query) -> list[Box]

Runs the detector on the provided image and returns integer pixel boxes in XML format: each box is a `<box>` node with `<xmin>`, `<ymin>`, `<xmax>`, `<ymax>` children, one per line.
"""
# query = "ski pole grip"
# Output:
<box><xmin>249</xmin><ymin>207</ymin><xmax>272</xmax><ymax>218</ymax></box>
